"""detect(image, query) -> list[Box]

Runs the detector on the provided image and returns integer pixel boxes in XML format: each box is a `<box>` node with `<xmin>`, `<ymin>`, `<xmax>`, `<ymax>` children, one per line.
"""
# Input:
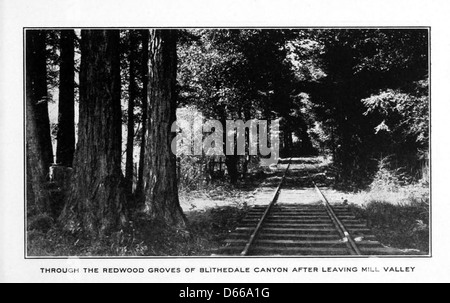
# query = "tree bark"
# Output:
<box><xmin>59</xmin><ymin>30</ymin><xmax>126</xmax><ymax>237</ymax></box>
<box><xmin>136</xmin><ymin>30</ymin><xmax>149</xmax><ymax>201</ymax></box>
<box><xmin>125</xmin><ymin>32</ymin><xmax>138</xmax><ymax>196</ymax></box>
<box><xmin>28</xmin><ymin>30</ymin><xmax>53</xmax><ymax>166</ymax></box>
<box><xmin>241</xmin><ymin>109</ymin><xmax>251</xmax><ymax>180</ymax></box>
<box><xmin>225</xmin><ymin>155</ymin><xmax>239</xmax><ymax>184</ymax></box>
<box><xmin>143</xmin><ymin>29</ymin><xmax>186</xmax><ymax>227</ymax></box>
<box><xmin>223</xmin><ymin>132</ymin><xmax>239</xmax><ymax>184</ymax></box>
<box><xmin>282</xmin><ymin>117</ymin><xmax>293</xmax><ymax>157</ymax></box>
<box><xmin>26</xmin><ymin>30</ymin><xmax>51</xmax><ymax>214</ymax></box>
<box><xmin>217</xmin><ymin>107</ymin><xmax>239</xmax><ymax>185</ymax></box>
<box><xmin>56</xmin><ymin>30</ymin><xmax>75</xmax><ymax>166</ymax></box>
<box><xmin>298</xmin><ymin>119</ymin><xmax>315</xmax><ymax>155</ymax></box>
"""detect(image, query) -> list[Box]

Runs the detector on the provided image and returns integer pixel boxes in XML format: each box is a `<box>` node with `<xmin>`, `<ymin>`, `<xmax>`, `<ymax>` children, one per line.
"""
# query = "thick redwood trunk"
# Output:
<box><xmin>59</xmin><ymin>30</ymin><xmax>126</xmax><ymax>237</ymax></box>
<box><xmin>56</xmin><ymin>30</ymin><xmax>75</xmax><ymax>166</ymax></box>
<box><xmin>26</xmin><ymin>95</ymin><xmax>51</xmax><ymax>215</ymax></box>
<box><xmin>28</xmin><ymin>30</ymin><xmax>53</xmax><ymax>166</ymax></box>
<box><xmin>125</xmin><ymin>32</ymin><xmax>138</xmax><ymax>196</ymax></box>
<box><xmin>143</xmin><ymin>29</ymin><xmax>186</xmax><ymax>227</ymax></box>
<box><xmin>136</xmin><ymin>30</ymin><xmax>149</xmax><ymax>200</ymax></box>
<box><xmin>26</xmin><ymin>30</ymin><xmax>51</xmax><ymax>214</ymax></box>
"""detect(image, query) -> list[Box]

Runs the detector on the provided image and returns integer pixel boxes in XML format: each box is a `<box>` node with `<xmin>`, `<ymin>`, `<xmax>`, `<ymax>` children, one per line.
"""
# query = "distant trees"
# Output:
<box><xmin>311</xmin><ymin>29</ymin><xmax>429</xmax><ymax>182</ymax></box>
<box><xmin>177</xmin><ymin>29</ymin><xmax>429</xmax><ymax>185</ymax></box>
<box><xmin>119</xmin><ymin>30</ymin><xmax>150</xmax><ymax>202</ymax></box>
<box><xmin>178</xmin><ymin>29</ymin><xmax>308</xmax><ymax>182</ymax></box>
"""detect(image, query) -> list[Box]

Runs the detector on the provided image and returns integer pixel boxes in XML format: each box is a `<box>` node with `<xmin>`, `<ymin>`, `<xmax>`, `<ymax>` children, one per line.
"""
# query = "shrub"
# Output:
<box><xmin>369</xmin><ymin>156</ymin><xmax>406</xmax><ymax>192</ymax></box>
<box><xmin>177</xmin><ymin>155</ymin><xmax>208</xmax><ymax>191</ymax></box>
<box><xmin>28</xmin><ymin>213</ymin><xmax>54</xmax><ymax>233</ymax></box>
<box><xmin>349</xmin><ymin>199</ymin><xmax>429</xmax><ymax>253</ymax></box>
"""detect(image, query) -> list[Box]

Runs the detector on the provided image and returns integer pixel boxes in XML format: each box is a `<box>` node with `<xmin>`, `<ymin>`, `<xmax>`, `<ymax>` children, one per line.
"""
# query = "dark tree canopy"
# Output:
<box><xmin>178</xmin><ymin>28</ymin><xmax>429</xmax><ymax>185</ymax></box>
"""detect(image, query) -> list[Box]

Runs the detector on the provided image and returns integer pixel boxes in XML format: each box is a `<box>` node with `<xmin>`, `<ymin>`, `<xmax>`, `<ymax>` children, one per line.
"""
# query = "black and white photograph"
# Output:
<box><xmin>1</xmin><ymin>0</ymin><xmax>450</xmax><ymax>284</ymax></box>
<box><xmin>24</xmin><ymin>27</ymin><xmax>430</xmax><ymax>258</ymax></box>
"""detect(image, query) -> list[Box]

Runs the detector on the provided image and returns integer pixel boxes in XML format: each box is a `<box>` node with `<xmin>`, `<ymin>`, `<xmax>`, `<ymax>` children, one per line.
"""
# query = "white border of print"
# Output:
<box><xmin>1</xmin><ymin>0</ymin><xmax>450</xmax><ymax>283</ymax></box>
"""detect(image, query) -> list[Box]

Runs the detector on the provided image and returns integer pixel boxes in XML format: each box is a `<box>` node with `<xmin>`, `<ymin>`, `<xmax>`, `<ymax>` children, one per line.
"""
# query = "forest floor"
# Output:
<box><xmin>26</xmin><ymin>156</ymin><xmax>430</xmax><ymax>257</ymax></box>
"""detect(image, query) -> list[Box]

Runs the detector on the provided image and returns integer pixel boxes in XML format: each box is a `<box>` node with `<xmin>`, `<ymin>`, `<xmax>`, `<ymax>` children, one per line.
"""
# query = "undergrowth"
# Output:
<box><xmin>27</xmin><ymin>168</ymin><xmax>260</xmax><ymax>257</ymax></box>
<box><xmin>349</xmin><ymin>199</ymin><xmax>429</xmax><ymax>253</ymax></box>
<box><xmin>27</xmin><ymin>156</ymin><xmax>430</xmax><ymax>256</ymax></box>
<box><xmin>27</xmin><ymin>204</ymin><xmax>249</xmax><ymax>257</ymax></box>
<box><xmin>347</xmin><ymin>156</ymin><xmax>430</xmax><ymax>253</ymax></box>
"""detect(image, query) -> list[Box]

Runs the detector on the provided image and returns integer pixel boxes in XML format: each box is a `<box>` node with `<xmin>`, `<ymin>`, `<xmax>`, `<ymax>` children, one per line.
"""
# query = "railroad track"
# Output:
<box><xmin>216</xmin><ymin>158</ymin><xmax>407</xmax><ymax>256</ymax></box>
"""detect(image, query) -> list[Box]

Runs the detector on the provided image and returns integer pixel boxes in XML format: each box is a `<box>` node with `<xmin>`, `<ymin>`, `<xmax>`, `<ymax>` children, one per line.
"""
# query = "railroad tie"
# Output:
<box><xmin>215</xmin><ymin>159</ymin><xmax>409</xmax><ymax>257</ymax></box>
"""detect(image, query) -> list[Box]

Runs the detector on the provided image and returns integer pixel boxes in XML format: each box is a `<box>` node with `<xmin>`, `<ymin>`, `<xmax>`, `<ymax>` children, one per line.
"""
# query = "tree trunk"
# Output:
<box><xmin>298</xmin><ymin>119</ymin><xmax>315</xmax><ymax>156</ymax></box>
<box><xmin>56</xmin><ymin>30</ymin><xmax>75</xmax><ymax>166</ymax></box>
<box><xmin>241</xmin><ymin>109</ymin><xmax>251</xmax><ymax>180</ymax></box>
<box><xmin>26</xmin><ymin>30</ymin><xmax>51</xmax><ymax>214</ymax></box>
<box><xmin>217</xmin><ymin>106</ymin><xmax>239</xmax><ymax>185</ymax></box>
<box><xmin>225</xmin><ymin>155</ymin><xmax>239</xmax><ymax>184</ymax></box>
<box><xmin>59</xmin><ymin>30</ymin><xmax>126</xmax><ymax>237</ymax></box>
<box><xmin>125</xmin><ymin>32</ymin><xmax>138</xmax><ymax>196</ymax></box>
<box><xmin>136</xmin><ymin>30</ymin><xmax>149</xmax><ymax>201</ymax></box>
<box><xmin>30</xmin><ymin>30</ymin><xmax>53</xmax><ymax>166</ymax></box>
<box><xmin>223</xmin><ymin>122</ymin><xmax>239</xmax><ymax>184</ymax></box>
<box><xmin>28</xmin><ymin>30</ymin><xmax>53</xmax><ymax>166</ymax></box>
<box><xmin>282</xmin><ymin>119</ymin><xmax>293</xmax><ymax>157</ymax></box>
<box><xmin>143</xmin><ymin>29</ymin><xmax>186</xmax><ymax>227</ymax></box>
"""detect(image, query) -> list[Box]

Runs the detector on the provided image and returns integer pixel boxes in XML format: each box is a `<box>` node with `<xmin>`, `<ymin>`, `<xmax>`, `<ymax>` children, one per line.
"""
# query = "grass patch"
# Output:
<box><xmin>341</xmin><ymin>156</ymin><xmax>430</xmax><ymax>253</ymax></box>
<box><xmin>349</xmin><ymin>198</ymin><xmax>429</xmax><ymax>253</ymax></box>
<box><xmin>137</xmin><ymin>205</ymin><xmax>249</xmax><ymax>256</ymax></box>
<box><xmin>27</xmin><ymin>171</ymin><xmax>257</xmax><ymax>257</ymax></box>
<box><xmin>27</xmin><ymin>204</ymin><xmax>249</xmax><ymax>257</ymax></box>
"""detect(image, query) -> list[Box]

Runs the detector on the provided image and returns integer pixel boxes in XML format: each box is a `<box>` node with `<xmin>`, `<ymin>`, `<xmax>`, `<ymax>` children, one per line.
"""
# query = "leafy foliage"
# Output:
<box><xmin>290</xmin><ymin>29</ymin><xmax>430</xmax><ymax>185</ymax></box>
<box><xmin>176</xmin><ymin>28</ymin><xmax>429</xmax><ymax>186</ymax></box>
<box><xmin>369</xmin><ymin>156</ymin><xmax>408</xmax><ymax>192</ymax></box>
<box><xmin>362</xmin><ymin>80</ymin><xmax>429</xmax><ymax>150</ymax></box>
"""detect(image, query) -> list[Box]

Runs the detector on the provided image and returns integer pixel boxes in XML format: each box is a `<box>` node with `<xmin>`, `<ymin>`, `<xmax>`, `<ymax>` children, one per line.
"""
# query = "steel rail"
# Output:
<box><xmin>308</xmin><ymin>168</ymin><xmax>362</xmax><ymax>255</ymax></box>
<box><xmin>240</xmin><ymin>158</ymin><xmax>292</xmax><ymax>256</ymax></box>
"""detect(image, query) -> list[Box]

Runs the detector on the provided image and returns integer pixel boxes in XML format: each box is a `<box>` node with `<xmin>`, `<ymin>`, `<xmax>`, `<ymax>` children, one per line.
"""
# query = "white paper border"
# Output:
<box><xmin>1</xmin><ymin>0</ymin><xmax>450</xmax><ymax>283</ymax></box>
